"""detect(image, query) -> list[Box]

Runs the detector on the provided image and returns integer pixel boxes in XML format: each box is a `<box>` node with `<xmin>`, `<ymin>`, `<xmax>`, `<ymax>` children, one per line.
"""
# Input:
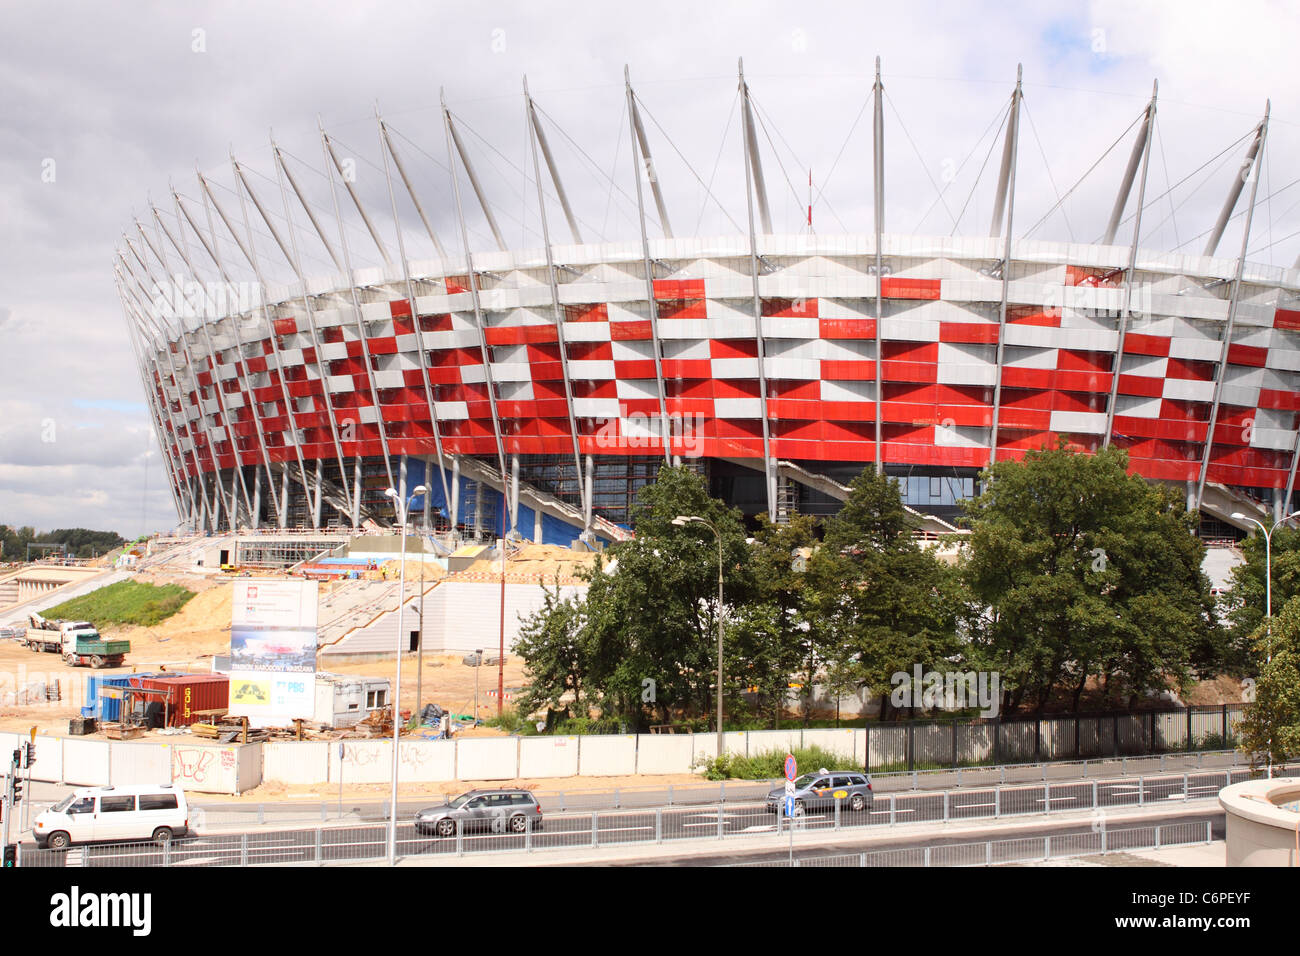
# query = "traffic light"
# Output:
<box><xmin>10</xmin><ymin>777</ymin><xmax>21</xmax><ymax>805</ymax></box>
<box><xmin>23</xmin><ymin>742</ymin><xmax>35</xmax><ymax>769</ymax></box>
<box><xmin>2</xmin><ymin>846</ymin><xmax>15</xmax><ymax>868</ymax></box>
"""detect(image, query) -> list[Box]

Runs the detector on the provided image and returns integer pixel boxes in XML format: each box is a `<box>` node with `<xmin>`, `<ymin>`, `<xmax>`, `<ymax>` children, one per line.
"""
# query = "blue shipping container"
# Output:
<box><xmin>86</xmin><ymin>673</ymin><xmax>167</xmax><ymax>721</ymax></box>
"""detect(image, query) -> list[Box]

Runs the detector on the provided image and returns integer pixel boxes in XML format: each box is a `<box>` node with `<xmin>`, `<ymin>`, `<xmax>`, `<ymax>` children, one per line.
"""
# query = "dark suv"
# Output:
<box><xmin>415</xmin><ymin>789</ymin><xmax>544</xmax><ymax>837</ymax></box>
<box><xmin>765</xmin><ymin>771</ymin><xmax>873</xmax><ymax>815</ymax></box>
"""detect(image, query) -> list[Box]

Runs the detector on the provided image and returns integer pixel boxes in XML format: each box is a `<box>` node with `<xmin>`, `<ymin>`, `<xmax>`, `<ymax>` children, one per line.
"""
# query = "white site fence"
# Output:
<box><xmin>0</xmin><ymin>716</ymin><xmax>1251</xmax><ymax>797</ymax></box>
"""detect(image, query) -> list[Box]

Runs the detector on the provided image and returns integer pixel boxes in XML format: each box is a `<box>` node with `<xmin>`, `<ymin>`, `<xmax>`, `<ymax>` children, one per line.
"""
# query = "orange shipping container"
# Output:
<box><xmin>138</xmin><ymin>675</ymin><xmax>230</xmax><ymax>727</ymax></box>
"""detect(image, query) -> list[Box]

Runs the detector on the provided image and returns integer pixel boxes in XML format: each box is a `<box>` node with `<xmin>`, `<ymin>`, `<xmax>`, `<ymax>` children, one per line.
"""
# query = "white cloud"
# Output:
<box><xmin>3</xmin><ymin>0</ymin><xmax>1299</xmax><ymax>533</ymax></box>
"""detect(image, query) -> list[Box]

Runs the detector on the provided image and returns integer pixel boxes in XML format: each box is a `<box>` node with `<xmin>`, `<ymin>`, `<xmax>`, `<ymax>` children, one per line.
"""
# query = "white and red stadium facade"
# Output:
<box><xmin>114</xmin><ymin>67</ymin><xmax>1298</xmax><ymax>544</ymax></box>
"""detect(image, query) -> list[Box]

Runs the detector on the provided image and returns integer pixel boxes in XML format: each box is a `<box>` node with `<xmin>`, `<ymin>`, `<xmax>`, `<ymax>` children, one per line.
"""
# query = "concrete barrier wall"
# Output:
<box><xmin>456</xmin><ymin>737</ymin><xmax>518</xmax><ymax>780</ymax></box>
<box><xmin>577</xmin><ymin>735</ymin><xmax>637</xmax><ymax>776</ymax></box>
<box><xmin>520</xmin><ymin>736</ymin><xmax>579</xmax><ymax>777</ymax></box>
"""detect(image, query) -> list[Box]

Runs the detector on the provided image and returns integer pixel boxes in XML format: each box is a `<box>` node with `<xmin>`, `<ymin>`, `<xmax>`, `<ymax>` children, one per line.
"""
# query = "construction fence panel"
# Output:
<box><xmin>1078</xmin><ymin>716</ymin><xmax>1105</xmax><ymax>758</ymax></box>
<box><xmin>578</xmin><ymin>735</ymin><xmax>638</xmax><ymax>776</ymax></box>
<box><xmin>1191</xmin><ymin>709</ymin><xmax>1226</xmax><ymax>747</ymax></box>
<box><xmin>913</xmin><ymin>724</ymin><xmax>953</xmax><ymax>767</ymax></box>
<box><xmin>263</xmin><ymin>741</ymin><xmax>331</xmax><ymax>785</ymax></box>
<box><xmin>744</xmin><ymin>729</ymin><xmax>803</xmax><ymax>758</ymax></box>
<box><xmin>1155</xmin><ymin>711</ymin><xmax>1184</xmax><ymax>750</ymax></box>
<box><xmin>110</xmin><ymin>742</ymin><xmax>172</xmax><ymax>787</ymax></box>
<box><xmin>455</xmin><ymin>736</ymin><xmax>518</xmax><ymax>780</ymax></box>
<box><xmin>998</xmin><ymin>721</ymin><xmax>1038</xmax><ymax>764</ymax></box>
<box><xmin>394</xmin><ymin>740</ymin><xmax>456</xmax><ymax>783</ymax></box>
<box><xmin>519</xmin><ymin>736</ymin><xmax>580</xmax><ymax>777</ymax></box>
<box><xmin>29</xmin><ymin>734</ymin><xmax>63</xmax><ymax>783</ymax></box>
<box><xmin>870</xmin><ymin>724</ymin><xmax>907</xmax><ymax>770</ymax></box>
<box><xmin>957</xmin><ymin>723</ymin><xmax>993</xmax><ymax>765</ymax></box>
<box><xmin>61</xmin><ymin>737</ymin><xmax>111</xmax><ymax>786</ymax></box>
<box><xmin>799</xmin><ymin>728</ymin><xmax>857</xmax><ymax>759</ymax></box>
<box><xmin>170</xmin><ymin>742</ymin><xmax>251</xmax><ymax>795</ymax></box>
<box><xmin>334</xmin><ymin>740</ymin><xmax>394</xmax><ymax>785</ymax></box>
<box><xmin>635</xmin><ymin>734</ymin><xmax>695</xmax><ymax>775</ymax></box>
<box><xmin>1041</xmin><ymin>718</ymin><xmax>1072</xmax><ymax>760</ymax></box>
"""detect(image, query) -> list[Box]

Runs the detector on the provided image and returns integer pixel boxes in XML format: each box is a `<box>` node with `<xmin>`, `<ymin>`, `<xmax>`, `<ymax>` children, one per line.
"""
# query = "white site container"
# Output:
<box><xmin>313</xmin><ymin>672</ymin><xmax>391</xmax><ymax>729</ymax></box>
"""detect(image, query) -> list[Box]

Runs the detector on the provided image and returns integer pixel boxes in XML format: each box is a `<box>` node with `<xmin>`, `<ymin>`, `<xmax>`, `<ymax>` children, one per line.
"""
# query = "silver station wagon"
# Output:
<box><xmin>766</xmin><ymin>770</ymin><xmax>874</xmax><ymax>815</ymax></box>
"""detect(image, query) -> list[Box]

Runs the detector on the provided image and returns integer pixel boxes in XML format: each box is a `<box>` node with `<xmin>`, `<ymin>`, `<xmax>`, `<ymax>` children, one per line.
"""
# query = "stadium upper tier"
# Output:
<box><xmin>113</xmin><ymin>63</ymin><xmax>1299</xmax><ymax>538</ymax></box>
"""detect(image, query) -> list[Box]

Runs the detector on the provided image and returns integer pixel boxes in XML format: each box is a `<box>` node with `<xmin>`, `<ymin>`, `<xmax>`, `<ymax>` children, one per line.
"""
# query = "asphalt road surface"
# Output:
<box><xmin>17</xmin><ymin>766</ymin><xmax>1247</xmax><ymax>867</ymax></box>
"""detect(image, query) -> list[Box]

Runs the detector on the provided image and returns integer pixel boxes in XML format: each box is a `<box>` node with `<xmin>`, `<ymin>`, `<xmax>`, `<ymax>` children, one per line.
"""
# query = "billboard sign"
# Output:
<box><xmin>228</xmin><ymin>580</ymin><xmax>318</xmax><ymax>726</ymax></box>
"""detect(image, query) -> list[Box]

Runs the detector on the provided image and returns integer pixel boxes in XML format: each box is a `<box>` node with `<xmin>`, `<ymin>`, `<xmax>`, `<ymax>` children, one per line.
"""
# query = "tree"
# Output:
<box><xmin>807</xmin><ymin>467</ymin><xmax>963</xmax><ymax>719</ymax></box>
<box><xmin>962</xmin><ymin>442</ymin><xmax>1216</xmax><ymax>714</ymax></box>
<box><xmin>1236</xmin><ymin>596</ymin><xmax>1300</xmax><ymax>770</ymax></box>
<box><xmin>0</xmin><ymin>525</ymin><xmax>125</xmax><ymax>561</ymax></box>
<box><xmin>513</xmin><ymin>580</ymin><xmax>590</xmax><ymax>726</ymax></box>
<box><xmin>523</xmin><ymin>465</ymin><xmax>750</xmax><ymax>732</ymax></box>
<box><xmin>729</xmin><ymin>514</ymin><xmax>820</xmax><ymax>725</ymax></box>
<box><xmin>1220</xmin><ymin>524</ymin><xmax>1300</xmax><ymax>674</ymax></box>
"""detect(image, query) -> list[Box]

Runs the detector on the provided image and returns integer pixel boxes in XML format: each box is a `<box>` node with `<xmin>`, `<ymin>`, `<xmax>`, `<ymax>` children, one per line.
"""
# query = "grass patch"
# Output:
<box><xmin>42</xmin><ymin>580</ymin><xmax>196</xmax><ymax>628</ymax></box>
<box><xmin>694</xmin><ymin>745</ymin><xmax>862</xmax><ymax>781</ymax></box>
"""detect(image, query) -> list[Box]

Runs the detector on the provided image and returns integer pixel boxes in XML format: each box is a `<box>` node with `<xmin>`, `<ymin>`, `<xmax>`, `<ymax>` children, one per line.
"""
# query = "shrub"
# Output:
<box><xmin>693</xmin><ymin>745</ymin><xmax>862</xmax><ymax>781</ymax></box>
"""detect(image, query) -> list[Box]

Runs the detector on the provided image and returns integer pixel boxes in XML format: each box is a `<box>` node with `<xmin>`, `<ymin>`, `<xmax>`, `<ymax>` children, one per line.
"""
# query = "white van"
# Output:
<box><xmin>34</xmin><ymin>785</ymin><xmax>190</xmax><ymax>849</ymax></box>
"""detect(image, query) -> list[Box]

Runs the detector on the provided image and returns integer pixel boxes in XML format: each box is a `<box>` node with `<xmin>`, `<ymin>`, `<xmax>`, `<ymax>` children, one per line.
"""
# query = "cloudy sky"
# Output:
<box><xmin>3</xmin><ymin>0</ymin><xmax>1300</xmax><ymax>538</ymax></box>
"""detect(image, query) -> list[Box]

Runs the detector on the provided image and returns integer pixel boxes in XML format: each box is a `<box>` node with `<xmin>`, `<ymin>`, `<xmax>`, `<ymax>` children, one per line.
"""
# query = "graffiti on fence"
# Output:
<box><xmin>342</xmin><ymin>743</ymin><xmax>382</xmax><ymax>767</ymax></box>
<box><xmin>173</xmin><ymin>748</ymin><xmax>215</xmax><ymax>784</ymax></box>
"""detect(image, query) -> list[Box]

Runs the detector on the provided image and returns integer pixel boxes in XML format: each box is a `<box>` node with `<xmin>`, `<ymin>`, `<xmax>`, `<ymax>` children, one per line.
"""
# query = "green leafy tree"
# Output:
<box><xmin>734</xmin><ymin>514</ymin><xmax>821</xmax><ymax>724</ymax></box>
<box><xmin>513</xmin><ymin>579</ymin><xmax>590</xmax><ymax>726</ymax></box>
<box><xmin>1236</xmin><ymin>596</ymin><xmax>1300</xmax><ymax>769</ymax></box>
<box><xmin>555</xmin><ymin>466</ymin><xmax>750</xmax><ymax>731</ymax></box>
<box><xmin>1220</xmin><ymin>524</ymin><xmax>1300</xmax><ymax>674</ymax></box>
<box><xmin>807</xmin><ymin>467</ymin><xmax>963</xmax><ymax>719</ymax></box>
<box><xmin>962</xmin><ymin>442</ymin><xmax>1216</xmax><ymax>713</ymax></box>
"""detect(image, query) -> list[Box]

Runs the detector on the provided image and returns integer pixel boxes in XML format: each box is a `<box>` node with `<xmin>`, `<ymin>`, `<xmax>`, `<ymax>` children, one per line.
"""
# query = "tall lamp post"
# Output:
<box><xmin>1230</xmin><ymin>509</ymin><xmax>1300</xmax><ymax>779</ymax></box>
<box><xmin>673</xmin><ymin>515</ymin><xmax>725</xmax><ymax>758</ymax></box>
<box><xmin>384</xmin><ymin>483</ymin><xmax>426</xmax><ymax>865</ymax></box>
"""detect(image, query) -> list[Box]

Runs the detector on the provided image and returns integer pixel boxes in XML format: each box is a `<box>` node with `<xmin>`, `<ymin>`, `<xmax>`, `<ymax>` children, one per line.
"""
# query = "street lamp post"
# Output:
<box><xmin>1230</xmin><ymin>509</ymin><xmax>1300</xmax><ymax>779</ymax></box>
<box><xmin>673</xmin><ymin>515</ymin><xmax>725</xmax><ymax>759</ymax></box>
<box><xmin>384</xmin><ymin>483</ymin><xmax>427</xmax><ymax>865</ymax></box>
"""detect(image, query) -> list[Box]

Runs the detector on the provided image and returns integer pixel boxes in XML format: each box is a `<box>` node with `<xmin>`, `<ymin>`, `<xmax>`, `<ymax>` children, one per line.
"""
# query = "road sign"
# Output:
<box><xmin>785</xmin><ymin>795</ymin><xmax>795</xmax><ymax>817</ymax></box>
<box><xmin>784</xmin><ymin>753</ymin><xmax>797</xmax><ymax>782</ymax></box>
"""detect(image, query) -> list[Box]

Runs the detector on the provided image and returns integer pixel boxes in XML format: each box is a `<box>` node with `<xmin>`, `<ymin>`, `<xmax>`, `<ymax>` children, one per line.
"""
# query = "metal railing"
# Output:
<box><xmin>15</xmin><ymin>765</ymin><xmax>1246</xmax><ymax>867</ymax></box>
<box><xmin>727</xmin><ymin>821</ymin><xmax>1216</xmax><ymax>867</ymax></box>
<box><xmin>174</xmin><ymin>748</ymin><xmax>1251</xmax><ymax>828</ymax></box>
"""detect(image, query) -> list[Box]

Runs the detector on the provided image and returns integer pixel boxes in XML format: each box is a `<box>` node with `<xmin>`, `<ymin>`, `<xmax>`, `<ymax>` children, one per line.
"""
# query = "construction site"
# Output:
<box><xmin>0</xmin><ymin>530</ymin><xmax>598</xmax><ymax>745</ymax></box>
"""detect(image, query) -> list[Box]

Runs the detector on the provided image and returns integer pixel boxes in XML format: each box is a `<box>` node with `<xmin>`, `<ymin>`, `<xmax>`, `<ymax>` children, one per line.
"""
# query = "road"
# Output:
<box><xmin>609</xmin><ymin>811</ymin><xmax>1227</xmax><ymax>866</ymax></box>
<box><xmin>16</xmin><ymin>766</ymin><xmax>1248</xmax><ymax>867</ymax></box>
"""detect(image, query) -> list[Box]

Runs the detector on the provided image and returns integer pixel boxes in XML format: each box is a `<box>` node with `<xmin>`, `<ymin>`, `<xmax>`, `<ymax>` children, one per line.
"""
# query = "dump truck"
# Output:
<box><xmin>25</xmin><ymin>612</ymin><xmax>130</xmax><ymax>668</ymax></box>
